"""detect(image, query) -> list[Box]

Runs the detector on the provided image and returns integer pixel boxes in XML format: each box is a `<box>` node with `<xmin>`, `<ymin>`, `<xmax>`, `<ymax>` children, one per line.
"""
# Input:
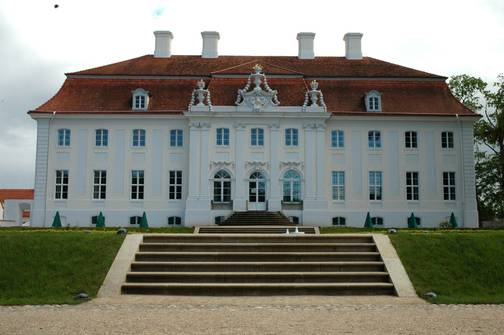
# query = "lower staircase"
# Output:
<box><xmin>121</xmin><ymin>234</ymin><xmax>396</xmax><ymax>296</ymax></box>
<box><xmin>219</xmin><ymin>211</ymin><xmax>293</xmax><ymax>226</ymax></box>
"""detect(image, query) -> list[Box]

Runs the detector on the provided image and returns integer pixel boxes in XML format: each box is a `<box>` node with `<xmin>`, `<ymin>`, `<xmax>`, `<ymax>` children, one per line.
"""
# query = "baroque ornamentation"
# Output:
<box><xmin>279</xmin><ymin>161</ymin><xmax>304</xmax><ymax>170</ymax></box>
<box><xmin>245</xmin><ymin>160</ymin><xmax>269</xmax><ymax>170</ymax></box>
<box><xmin>189</xmin><ymin>79</ymin><xmax>213</xmax><ymax>111</ymax></box>
<box><xmin>235</xmin><ymin>64</ymin><xmax>280</xmax><ymax>112</ymax></box>
<box><xmin>210</xmin><ymin>160</ymin><xmax>235</xmax><ymax>170</ymax></box>
<box><xmin>302</xmin><ymin>80</ymin><xmax>326</xmax><ymax>112</ymax></box>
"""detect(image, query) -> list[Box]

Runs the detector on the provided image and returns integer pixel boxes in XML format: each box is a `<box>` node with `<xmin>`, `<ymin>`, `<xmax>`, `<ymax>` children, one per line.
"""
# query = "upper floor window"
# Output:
<box><xmin>405</xmin><ymin>131</ymin><xmax>417</xmax><ymax>149</ymax></box>
<box><xmin>365</xmin><ymin>90</ymin><xmax>382</xmax><ymax>112</ymax></box>
<box><xmin>170</xmin><ymin>129</ymin><xmax>183</xmax><ymax>147</ymax></box>
<box><xmin>368</xmin><ymin>130</ymin><xmax>381</xmax><ymax>149</ymax></box>
<box><xmin>58</xmin><ymin>128</ymin><xmax>71</xmax><ymax>147</ymax></box>
<box><xmin>216</xmin><ymin>128</ymin><xmax>230</xmax><ymax>146</ymax></box>
<box><xmin>132</xmin><ymin>129</ymin><xmax>146</xmax><ymax>147</ymax></box>
<box><xmin>285</xmin><ymin>128</ymin><xmax>299</xmax><ymax>147</ymax></box>
<box><xmin>331</xmin><ymin>130</ymin><xmax>344</xmax><ymax>148</ymax></box>
<box><xmin>283</xmin><ymin>170</ymin><xmax>301</xmax><ymax>203</ymax></box>
<box><xmin>369</xmin><ymin>171</ymin><xmax>383</xmax><ymax>201</ymax></box>
<box><xmin>95</xmin><ymin>129</ymin><xmax>108</xmax><ymax>147</ymax></box>
<box><xmin>441</xmin><ymin>131</ymin><xmax>454</xmax><ymax>149</ymax></box>
<box><xmin>132</xmin><ymin>88</ymin><xmax>149</xmax><ymax>111</ymax></box>
<box><xmin>251</xmin><ymin>128</ymin><xmax>264</xmax><ymax>146</ymax></box>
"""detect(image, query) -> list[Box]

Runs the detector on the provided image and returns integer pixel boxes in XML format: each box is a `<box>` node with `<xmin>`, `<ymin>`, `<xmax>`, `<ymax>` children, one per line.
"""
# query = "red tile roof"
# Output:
<box><xmin>0</xmin><ymin>189</ymin><xmax>34</xmax><ymax>203</ymax></box>
<box><xmin>31</xmin><ymin>54</ymin><xmax>476</xmax><ymax>117</ymax></box>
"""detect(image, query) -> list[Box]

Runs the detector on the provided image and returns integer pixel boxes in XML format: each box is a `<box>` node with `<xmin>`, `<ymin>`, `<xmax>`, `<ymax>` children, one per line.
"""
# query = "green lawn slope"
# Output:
<box><xmin>390</xmin><ymin>231</ymin><xmax>504</xmax><ymax>304</ymax></box>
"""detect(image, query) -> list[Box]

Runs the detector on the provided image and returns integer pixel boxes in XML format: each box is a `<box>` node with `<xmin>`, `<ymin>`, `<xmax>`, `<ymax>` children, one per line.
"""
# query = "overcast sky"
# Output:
<box><xmin>0</xmin><ymin>0</ymin><xmax>503</xmax><ymax>188</ymax></box>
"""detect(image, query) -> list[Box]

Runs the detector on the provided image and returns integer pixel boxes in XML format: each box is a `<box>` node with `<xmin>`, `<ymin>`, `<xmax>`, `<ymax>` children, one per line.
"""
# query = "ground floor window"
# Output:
<box><xmin>369</xmin><ymin>171</ymin><xmax>382</xmax><ymax>201</ymax></box>
<box><xmin>371</xmin><ymin>217</ymin><xmax>384</xmax><ymax>226</ymax></box>
<box><xmin>289</xmin><ymin>216</ymin><xmax>300</xmax><ymax>224</ymax></box>
<box><xmin>213</xmin><ymin>170</ymin><xmax>231</xmax><ymax>202</ymax></box>
<box><xmin>332</xmin><ymin>217</ymin><xmax>346</xmax><ymax>226</ymax></box>
<box><xmin>331</xmin><ymin>171</ymin><xmax>345</xmax><ymax>200</ymax></box>
<box><xmin>283</xmin><ymin>170</ymin><xmax>301</xmax><ymax>202</ymax></box>
<box><xmin>168</xmin><ymin>216</ymin><xmax>182</xmax><ymax>225</ymax></box>
<box><xmin>130</xmin><ymin>216</ymin><xmax>141</xmax><ymax>225</ymax></box>
<box><xmin>55</xmin><ymin>170</ymin><xmax>69</xmax><ymax>199</ymax></box>
<box><xmin>214</xmin><ymin>216</ymin><xmax>225</xmax><ymax>225</ymax></box>
<box><xmin>169</xmin><ymin>170</ymin><xmax>183</xmax><ymax>199</ymax></box>
<box><xmin>131</xmin><ymin>170</ymin><xmax>144</xmax><ymax>200</ymax></box>
<box><xmin>443</xmin><ymin>171</ymin><xmax>456</xmax><ymax>200</ymax></box>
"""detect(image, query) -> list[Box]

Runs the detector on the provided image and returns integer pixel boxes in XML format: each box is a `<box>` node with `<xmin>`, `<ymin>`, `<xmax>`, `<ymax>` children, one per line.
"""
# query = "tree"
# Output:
<box><xmin>449</xmin><ymin>74</ymin><xmax>504</xmax><ymax>219</ymax></box>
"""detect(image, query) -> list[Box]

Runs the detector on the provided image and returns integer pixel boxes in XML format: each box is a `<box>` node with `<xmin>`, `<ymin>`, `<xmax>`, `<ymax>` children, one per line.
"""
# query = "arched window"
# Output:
<box><xmin>213</xmin><ymin>170</ymin><xmax>231</xmax><ymax>203</ymax></box>
<box><xmin>365</xmin><ymin>90</ymin><xmax>382</xmax><ymax>112</ymax></box>
<box><xmin>132</xmin><ymin>88</ymin><xmax>149</xmax><ymax>111</ymax></box>
<box><xmin>283</xmin><ymin>170</ymin><xmax>301</xmax><ymax>203</ymax></box>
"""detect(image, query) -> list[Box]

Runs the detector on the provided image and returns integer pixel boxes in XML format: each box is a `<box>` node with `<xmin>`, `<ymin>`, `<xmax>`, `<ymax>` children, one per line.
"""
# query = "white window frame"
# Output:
<box><xmin>282</xmin><ymin>170</ymin><xmax>301</xmax><ymax>203</ymax></box>
<box><xmin>130</xmin><ymin>216</ymin><xmax>142</xmax><ymax>225</ymax></box>
<box><xmin>170</xmin><ymin>129</ymin><xmax>183</xmax><ymax>147</ymax></box>
<box><xmin>369</xmin><ymin>171</ymin><xmax>383</xmax><ymax>201</ymax></box>
<box><xmin>332</xmin><ymin>217</ymin><xmax>346</xmax><ymax>226</ymax></box>
<box><xmin>95</xmin><ymin>129</ymin><xmax>108</xmax><ymax>147</ymax></box>
<box><xmin>406</xmin><ymin>171</ymin><xmax>419</xmax><ymax>201</ymax></box>
<box><xmin>93</xmin><ymin>170</ymin><xmax>107</xmax><ymax>200</ymax></box>
<box><xmin>169</xmin><ymin>170</ymin><xmax>183</xmax><ymax>200</ymax></box>
<box><xmin>216</xmin><ymin>128</ymin><xmax>230</xmax><ymax>146</ymax></box>
<box><xmin>250</xmin><ymin>128</ymin><xmax>264</xmax><ymax>146</ymax></box>
<box><xmin>131</xmin><ymin>170</ymin><xmax>144</xmax><ymax>200</ymax></box>
<box><xmin>443</xmin><ymin>171</ymin><xmax>456</xmax><ymax>201</ymax></box>
<box><xmin>213</xmin><ymin>170</ymin><xmax>231</xmax><ymax>203</ymax></box>
<box><xmin>365</xmin><ymin>90</ymin><xmax>382</xmax><ymax>112</ymax></box>
<box><xmin>132</xmin><ymin>129</ymin><xmax>146</xmax><ymax>147</ymax></box>
<box><xmin>331</xmin><ymin>130</ymin><xmax>344</xmax><ymax>148</ymax></box>
<box><xmin>132</xmin><ymin>88</ymin><xmax>149</xmax><ymax>111</ymax></box>
<box><xmin>285</xmin><ymin>128</ymin><xmax>299</xmax><ymax>147</ymax></box>
<box><xmin>405</xmin><ymin>131</ymin><xmax>418</xmax><ymax>149</ymax></box>
<box><xmin>331</xmin><ymin>171</ymin><xmax>345</xmax><ymax>201</ymax></box>
<box><xmin>57</xmin><ymin>128</ymin><xmax>71</xmax><ymax>147</ymax></box>
<box><xmin>168</xmin><ymin>216</ymin><xmax>182</xmax><ymax>225</ymax></box>
<box><xmin>441</xmin><ymin>131</ymin><xmax>454</xmax><ymax>149</ymax></box>
<box><xmin>368</xmin><ymin>130</ymin><xmax>382</xmax><ymax>149</ymax></box>
<box><xmin>55</xmin><ymin>170</ymin><xmax>69</xmax><ymax>200</ymax></box>
<box><xmin>371</xmin><ymin>217</ymin><xmax>384</xmax><ymax>225</ymax></box>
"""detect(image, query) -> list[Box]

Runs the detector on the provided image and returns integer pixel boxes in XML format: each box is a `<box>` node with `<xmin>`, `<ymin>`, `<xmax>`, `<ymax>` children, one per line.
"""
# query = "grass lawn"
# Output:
<box><xmin>390</xmin><ymin>230</ymin><xmax>504</xmax><ymax>304</ymax></box>
<box><xmin>0</xmin><ymin>230</ymin><xmax>124</xmax><ymax>305</ymax></box>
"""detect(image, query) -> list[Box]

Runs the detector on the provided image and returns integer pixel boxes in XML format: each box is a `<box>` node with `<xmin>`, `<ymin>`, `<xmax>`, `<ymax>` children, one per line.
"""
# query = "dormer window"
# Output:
<box><xmin>132</xmin><ymin>88</ymin><xmax>149</xmax><ymax>111</ymax></box>
<box><xmin>365</xmin><ymin>90</ymin><xmax>382</xmax><ymax>112</ymax></box>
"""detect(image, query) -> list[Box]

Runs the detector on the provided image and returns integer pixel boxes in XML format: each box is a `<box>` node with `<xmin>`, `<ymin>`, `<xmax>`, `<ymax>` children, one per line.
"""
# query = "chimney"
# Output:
<box><xmin>154</xmin><ymin>31</ymin><xmax>173</xmax><ymax>58</ymax></box>
<box><xmin>343</xmin><ymin>33</ymin><xmax>363</xmax><ymax>60</ymax></box>
<box><xmin>201</xmin><ymin>31</ymin><xmax>220</xmax><ymax>58</ymax></box>
<box><xmin>297</xmin><ymin>32</ymin><xmax>315</xmax><ymax>59</ymax></box>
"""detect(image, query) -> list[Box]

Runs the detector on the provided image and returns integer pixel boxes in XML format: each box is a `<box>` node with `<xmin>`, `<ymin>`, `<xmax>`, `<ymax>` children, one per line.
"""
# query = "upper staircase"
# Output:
<box><xmin>220</xmin><ymin>211</ymin><xmax>293</xmax><ymax>226</ymax></box>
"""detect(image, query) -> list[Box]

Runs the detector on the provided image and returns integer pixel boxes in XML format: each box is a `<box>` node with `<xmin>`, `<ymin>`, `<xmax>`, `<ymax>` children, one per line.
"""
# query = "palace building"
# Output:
<box><xmin>28</xmin><ymin>31</ymin><xmax>479</xmax><ymax>228</ymax></box>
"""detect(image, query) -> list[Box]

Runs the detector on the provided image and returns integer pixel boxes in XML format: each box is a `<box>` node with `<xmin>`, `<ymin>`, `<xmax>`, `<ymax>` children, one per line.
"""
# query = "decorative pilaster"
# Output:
<box><xmin>461</xmin><ymin>122</ymin><xmax>478</xmax><ymax>227</ymax></box>
<box><xmin>269</xmin><ymin>123</ymin><xmax>281</xmax><ymax>211</ymax></box>
<box><xmin>32</xmin><ymin>118</ymin><xmax>50</xmax><ymax>227</ymax></box>
<box><xmin>199</xmin><ymin>123</ymin><xmax>211</xmax><ymax>200</ymax></box>
<box><xmin>303</xmin><ymin>123</ymin><xmax>317</xmax><ymax>200</ymax></box>
<box><xmin>316</xmin><ymin>124</ymin><xmax>326</xmax><ymax>200</ymax></box>
<box><xmin>233</xmin><ymin>123</ymin><xmax>247</xmax><ymax>211</ymax></box>
<box><xmin>187</xmin><ymin>122</ymin><xmax>201</xmax><ymax>200</ymax></box>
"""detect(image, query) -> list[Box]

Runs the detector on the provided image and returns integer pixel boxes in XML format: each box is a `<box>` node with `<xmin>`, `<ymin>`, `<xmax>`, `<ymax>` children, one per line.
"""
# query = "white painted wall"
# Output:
<box><xmin>30</xmin><ymin>111</ymin><xmax>478</xmax><ymax>228</ymax></box>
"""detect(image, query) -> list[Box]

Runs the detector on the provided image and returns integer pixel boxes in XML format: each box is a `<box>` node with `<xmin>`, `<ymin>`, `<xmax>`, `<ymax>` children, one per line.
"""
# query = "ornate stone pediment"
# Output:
<box><xmin>279</xmin><ymin>161</ymin><xmax>304</xmax><ymax>170</ymax></box>
<box><xmin>245</xmin><ymin>160</ymin><xmax>269</xmax><ymax>170</ymax></box>
<box><xmin>210</xmin><ymin>160</ymin><xmax>235</xmax><ymax>170</ymax></box>
<box><xmin>235</xmin><ymin>64</ymin><xmax>280</xmax><ymax>112</ymax></box>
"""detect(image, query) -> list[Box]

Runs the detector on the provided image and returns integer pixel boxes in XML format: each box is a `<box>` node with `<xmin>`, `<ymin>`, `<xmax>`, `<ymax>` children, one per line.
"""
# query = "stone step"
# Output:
<box><xmin>121</xmin><ymin>282</ymin><xmax>396</xmax><ymax>296</ymax></box>
<box><xmin>134</xmin><ymin>251</ymin><xmax>382</xmax><ymax>262</ymax></box>
<box><xmin>130</xmin><ymin>261</ymin><xmax>387</xmax><ymax>272</ymax></box>
<box><xmin>138</xmin><ymin>242</ymin><xmax>377</xmax><ymax>252</ymax></box>
<box><xmin>125</xmin><ymin>271</ymin><xmax>391</xmax><ymax>283</ymax></box>
<box><xmin>197</xmin><ymin>227</ymin><xmax>316</xmax><ymax>234</ymax></box>
<box><xmin>142</xmin><ymin>234</ymin><xmax>372</xmax><ymax>244</ymax></box>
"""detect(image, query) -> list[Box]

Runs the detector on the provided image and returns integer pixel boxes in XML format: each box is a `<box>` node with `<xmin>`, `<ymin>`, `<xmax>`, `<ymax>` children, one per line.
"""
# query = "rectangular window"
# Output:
<box><xmin>443</xmin><ymin>171</ymin><xmax>456</xmax><ymax>200</ymax></box>
<box><xmin>441</xmin><ymin>131</ymin><xmax>454</xmax><ymax>149</ymax></box>
<box><xmin>332</xmin><ymin>217</ymin><xmax>346</xmax><ymax>226</ymax></box>
<box><xmin>406</xmin><ymin>171</ymin><xmax>419</xmax><ymax>201</ymax></box>
<box><xmin>170</xmin><ymin>129</ymin><xmax>183</xmax><ymax>147</ymax></box>
<box><xmin>95</xmin><ymin>129</ymin><xmax>108</xmax><ymax>147</ymax></box>
<box><xmin>371</xmin><ymin>217</ymin><xmax>384</xmax><ymax>225</ymax></box>
<box><xmin>331</xmin><ymin>171</ymin><xmax>345</xmax><ymax>201</ymax></box>
<box><xmin>134</xmin><ymin>95</ymin><xmax>146</xmax><ymax>109</ymax></box>
<box><xmin>58</xmin><ymin>129</ymin><xmax>71</xmax><ymax>147</ymax></box>
<box><xmin>168</xmin><ymin>216</ymin><xmax>182</xmax><ymax>225</ymax></box>
<box><xmin>216</xmin><ymin>128</ymin><xmax>230</xmax><ymax>146</ymax></box>
<box><xmin>169</xmin><ymin>170</ymin><xmax>182</xmax><ymax>200</ymax></box>
<box><xmin>93</xmin><ymin>170</ymin><xmax>107</xmax><ymax>200</ymax></box>
<box><xmin>285</xmin><ymin>128</ymin><xmax>299</xmax><ymax>146</ymax></box>
<box><xmin>55</xmin><ymin>170</ymin><xmax>69</xmax><ymax>199</ymax></box>
<box><xmin>131</xmin><ymin>170</ymin><xmax>144</xmax><ymax>200</ymax></box>
<box><xmin>251</xmin><ymin>128</ymin><xmax>264</xmax><ymax>146</ymax></box>
<box><xmin>369</xmin><ymin>171</ymin><xmax>383</xmax><ymax>201</ymax></box>
<box><xmin>331</xmin><ymin>130</ymin><xmax>344</xmax><ymax>148</ymax></box>
<box><xmin>132</xmin><ymin>129</ymin><xmax>146</xmax><ymax>147</ymax></box>
<box><xmin>130</xmin><ymin>216</ymin><xmax>141</xmax><ymax>225</ymax></box>
<box><xmin>405</xmin><ymin>131</ymin><xmax>417</xmax><ymax>149</ymax></box>
<box><xmin>368</xmin><ymin>130</ymin><xmax>381</xmax><ymax>149</ymax></box>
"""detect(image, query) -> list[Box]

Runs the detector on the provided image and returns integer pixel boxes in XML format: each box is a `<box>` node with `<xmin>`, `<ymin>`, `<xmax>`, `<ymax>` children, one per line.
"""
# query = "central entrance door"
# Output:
<box><xmin>248</xmin><ymin>171</ymin><xmax>266</xmax><ymax>211</ymax></box>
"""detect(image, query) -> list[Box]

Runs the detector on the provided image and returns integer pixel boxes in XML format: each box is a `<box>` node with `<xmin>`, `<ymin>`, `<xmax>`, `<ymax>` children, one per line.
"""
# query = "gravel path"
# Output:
<box><xmin>1</xmin><ymin>296</ymin><xmax>504</xmax><ymax>334</ymax></box>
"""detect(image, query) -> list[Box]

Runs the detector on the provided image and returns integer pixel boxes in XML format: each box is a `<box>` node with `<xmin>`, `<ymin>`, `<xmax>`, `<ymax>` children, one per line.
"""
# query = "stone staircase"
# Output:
<box><xmin>219</xmin><ymin>211</ymin><xmax>293</xmax><ymax>226</ymax></box>
<box><xmin>121</xmin><ymin>234</ymin><xmax>396</xmax><ymax>296</ymax></box>
<box><xmin>197</xmin><ymin>226</ymin><xmax>318</xmax><ymax>234</ymax></box>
